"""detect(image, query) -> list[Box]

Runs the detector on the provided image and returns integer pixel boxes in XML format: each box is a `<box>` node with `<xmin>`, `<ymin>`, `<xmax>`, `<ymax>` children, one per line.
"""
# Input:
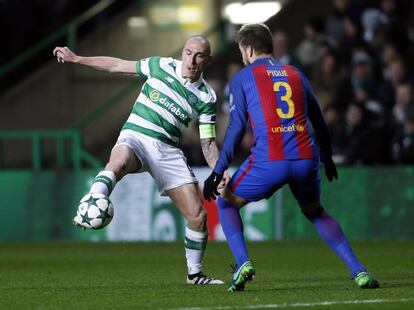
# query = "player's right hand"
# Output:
<box><xmin>53</xmin><ymin>46</ymin><xmax>78</xmax><ymax>63</ymax></box>
<box><xmin>203</xmin><ymin>171</ymin><xmax>223</xmax><ymax>201</ymax></box>
<box><xmin>218</xmin><ymin>170</ymin><xmax>231</xmax><ymax>190</ymax></box>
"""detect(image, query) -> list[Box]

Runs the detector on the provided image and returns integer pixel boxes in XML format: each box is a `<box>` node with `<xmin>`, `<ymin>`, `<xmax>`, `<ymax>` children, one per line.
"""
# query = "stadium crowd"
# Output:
<box><xmin>2</xmin><ymin>0</ymin><xmax>412</xmax><ymax>167</ymax></box>
<box><xmin>182</xmin><ymin>0</ymin><xmax>414</xmax><ymax>166</ymax></box>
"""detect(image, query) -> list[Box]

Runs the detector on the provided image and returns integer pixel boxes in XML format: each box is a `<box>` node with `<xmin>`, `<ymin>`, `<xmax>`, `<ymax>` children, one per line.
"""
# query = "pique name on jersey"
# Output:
<box><xmin>266</xmin><ymin>69</ymin><xmax>287</xmax><ymax>77</ymax></box>
<box><xmin>149</xmin><ymin>90</ymin><xmax>189</xmax><ymax>122</ymax></box>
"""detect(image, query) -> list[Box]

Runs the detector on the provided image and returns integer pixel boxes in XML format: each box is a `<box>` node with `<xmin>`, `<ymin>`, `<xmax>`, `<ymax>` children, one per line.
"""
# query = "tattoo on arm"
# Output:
<box><xmin>201</xmin><ymin>138</ymin><xmax>220</xmax><ymax>169</ymax></box>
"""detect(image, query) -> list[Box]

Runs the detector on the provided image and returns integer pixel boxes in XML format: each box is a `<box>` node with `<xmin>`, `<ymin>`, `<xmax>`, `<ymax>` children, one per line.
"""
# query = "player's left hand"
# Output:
<box><xmin>203</xmin><ymin>171</ymin><xmax>223</xmax><ymax>201</ymax></box>
<box><xmin>323</xmin><ymin>156</ymin><xmax>338</xmax><ymax>182</ymax></box>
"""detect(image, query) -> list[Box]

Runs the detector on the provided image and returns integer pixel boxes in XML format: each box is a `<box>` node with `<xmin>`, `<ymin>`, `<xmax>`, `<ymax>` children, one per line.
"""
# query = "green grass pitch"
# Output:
<box><xmin>1</xmin><ymin>240</ymin><xmax>413</xmax><ymax>309</ymax></box>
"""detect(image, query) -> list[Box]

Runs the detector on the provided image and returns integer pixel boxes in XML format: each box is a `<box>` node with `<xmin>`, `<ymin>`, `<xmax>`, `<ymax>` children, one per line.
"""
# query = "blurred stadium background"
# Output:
<box><xmin>0</xmin><ymin>0</ymin><xmax>413</xmax><ymax>242</ymax></box>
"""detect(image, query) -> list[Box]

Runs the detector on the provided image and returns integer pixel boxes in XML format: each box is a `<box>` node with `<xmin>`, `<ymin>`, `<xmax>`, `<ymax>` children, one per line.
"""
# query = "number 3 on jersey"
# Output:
<box><xmin>274</xmin><ymin>81</ymin><xmax>294</xmax><ymax>119</ymax></box>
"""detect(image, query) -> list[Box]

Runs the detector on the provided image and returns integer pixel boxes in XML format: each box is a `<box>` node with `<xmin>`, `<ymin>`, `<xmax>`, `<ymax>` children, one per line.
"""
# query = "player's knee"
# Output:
<box><xmin>106</xmin><ymin>146</ymin><xmax>141</xmax><ymax>178</ymax></box>
<box><xmin>301</xmin><ymin>201</ymin><xmax>324</xmax><ymax>221</ymax></box>
<box><xmin>186</xmin><ymin>206</ymin><xmax>207</xmax><ymax>230</ymax></box>
<box><xmin>105</xmin><ymin>159</ymin><xmax>127</xmax><ymax>179</ymax></box>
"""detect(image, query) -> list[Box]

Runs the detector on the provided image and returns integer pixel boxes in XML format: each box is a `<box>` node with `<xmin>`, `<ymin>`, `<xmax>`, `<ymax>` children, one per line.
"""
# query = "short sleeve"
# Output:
<box><xmin>198</xmin><ymin>101</ymin><xmax>216</xmax><ymax>125</ymax></box>
<box><xmin>135</xmin><ymin>57</ymin><xmax>154</xmax><ymax>77</ymax></box>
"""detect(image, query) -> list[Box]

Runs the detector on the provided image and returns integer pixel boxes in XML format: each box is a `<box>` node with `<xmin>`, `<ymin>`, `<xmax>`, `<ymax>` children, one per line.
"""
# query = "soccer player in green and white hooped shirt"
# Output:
<box><xmin>53</xmin><ymin>36</ymin><xmax>230</xmax><ymax>285</ymax></box>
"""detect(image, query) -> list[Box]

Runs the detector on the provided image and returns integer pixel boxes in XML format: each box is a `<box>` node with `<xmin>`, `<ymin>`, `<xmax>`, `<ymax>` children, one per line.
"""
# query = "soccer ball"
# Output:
<box><xmin>75</xmin><ymin>193</ymin><xmax>114</xmax><ymax>229</ymax></box>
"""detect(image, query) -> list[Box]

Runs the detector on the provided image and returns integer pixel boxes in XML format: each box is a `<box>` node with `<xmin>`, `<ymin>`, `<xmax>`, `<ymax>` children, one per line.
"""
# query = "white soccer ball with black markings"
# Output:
<box><xmin>76</xmin><ymin>193</ymin><xmax>114</xmax><ymax>229</ymax></box>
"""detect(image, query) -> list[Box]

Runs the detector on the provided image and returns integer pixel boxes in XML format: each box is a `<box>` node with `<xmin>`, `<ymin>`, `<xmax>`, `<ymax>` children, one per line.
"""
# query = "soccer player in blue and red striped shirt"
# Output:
<box><xmin>204</xmin><ymin>23</ymin><xmax>379</xmax><ymax>292</ymax></box>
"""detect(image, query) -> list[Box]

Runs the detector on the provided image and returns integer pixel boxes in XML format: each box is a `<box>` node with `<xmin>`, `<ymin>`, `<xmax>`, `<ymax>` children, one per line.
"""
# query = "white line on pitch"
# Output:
<box><xmin>166</xmin><ymin>297</ymin><xmax>414</xmax><ymax>310</ymax></box>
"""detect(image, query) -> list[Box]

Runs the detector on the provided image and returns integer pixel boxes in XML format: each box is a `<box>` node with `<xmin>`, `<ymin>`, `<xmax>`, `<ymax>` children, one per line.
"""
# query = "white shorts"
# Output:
<box><xmin>114</xmin><ymin>129</ymin><xmax>198</xmax><ymax>195</ymax></box>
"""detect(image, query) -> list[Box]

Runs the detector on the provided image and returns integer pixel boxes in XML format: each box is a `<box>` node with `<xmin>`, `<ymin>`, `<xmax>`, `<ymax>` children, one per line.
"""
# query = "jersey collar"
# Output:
<box><xmin>252</xmin><ymin>57</ymin><xmax>278</xmax><ymax>66</ymax></box>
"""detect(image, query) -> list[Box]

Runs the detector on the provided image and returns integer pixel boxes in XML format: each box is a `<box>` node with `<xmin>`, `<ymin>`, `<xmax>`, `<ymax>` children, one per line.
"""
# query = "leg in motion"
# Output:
<box><xmin>302</xmin><ymin>202</ymin><xmax>379</xmax><ymax>289</ymax></box>
<box><xmin>74</xmin><ymin>144</ymin><xmax>142</xmax><ymax>228</ymax></box>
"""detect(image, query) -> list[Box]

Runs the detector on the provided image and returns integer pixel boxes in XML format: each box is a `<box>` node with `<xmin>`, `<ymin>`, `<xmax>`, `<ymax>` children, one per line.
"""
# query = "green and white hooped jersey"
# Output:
<box><xmin>122</xmin><ymin>56</ymin><xmax>217</xmax><ymax>146</ymax></box>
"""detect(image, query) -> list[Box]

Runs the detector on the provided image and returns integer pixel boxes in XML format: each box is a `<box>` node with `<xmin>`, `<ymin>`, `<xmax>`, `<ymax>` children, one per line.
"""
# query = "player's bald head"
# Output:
<box><xmin>185</xmin><ymin>35</ymin><xmax>211</xmax><ymax>56</ymax></box>
<box><xmin>181</xmin><ymin>35</ymin><xmax>212</xmax><ymax>82</ymax></box>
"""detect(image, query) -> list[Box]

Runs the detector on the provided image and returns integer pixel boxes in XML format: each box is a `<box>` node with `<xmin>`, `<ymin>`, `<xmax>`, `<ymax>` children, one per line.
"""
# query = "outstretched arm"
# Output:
<box><xmin>52</xmin><ymin>46</ymin><xmax>137</xmax><ymax>75</ymax></box>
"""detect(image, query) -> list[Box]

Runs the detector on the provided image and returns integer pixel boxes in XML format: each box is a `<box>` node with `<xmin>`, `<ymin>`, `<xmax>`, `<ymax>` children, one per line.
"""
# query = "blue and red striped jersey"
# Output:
<box><xmin>214</xmin><ymin>57</ymin><xmax>332</xmax><ymax>175</ymax></box>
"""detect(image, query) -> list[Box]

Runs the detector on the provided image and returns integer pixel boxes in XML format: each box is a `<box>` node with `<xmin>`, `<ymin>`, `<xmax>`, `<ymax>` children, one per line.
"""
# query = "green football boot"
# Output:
<box><xmin>354</xmin><ymin>271</ymin><xmax>380</xmax><ymax>289</ymax></box>
<box><xmin>227</xmin><ymin>260</ymin><xmax>255</xmax><ymax>292</ymax></box>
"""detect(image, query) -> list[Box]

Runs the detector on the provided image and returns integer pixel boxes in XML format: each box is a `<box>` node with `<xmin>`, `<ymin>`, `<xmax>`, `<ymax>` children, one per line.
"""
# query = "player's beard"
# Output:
<box><xmin>240</xmin><ymin>48</ymin><xmax>250</xmax><ymax>66</ymax></box>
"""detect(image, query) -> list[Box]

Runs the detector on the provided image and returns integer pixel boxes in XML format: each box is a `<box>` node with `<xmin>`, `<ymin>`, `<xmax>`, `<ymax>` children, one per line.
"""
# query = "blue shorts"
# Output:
<box><xmin>229</xmin><ymin>157</ymin><xmax>321</xmax><ymax>206</ymax></box>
